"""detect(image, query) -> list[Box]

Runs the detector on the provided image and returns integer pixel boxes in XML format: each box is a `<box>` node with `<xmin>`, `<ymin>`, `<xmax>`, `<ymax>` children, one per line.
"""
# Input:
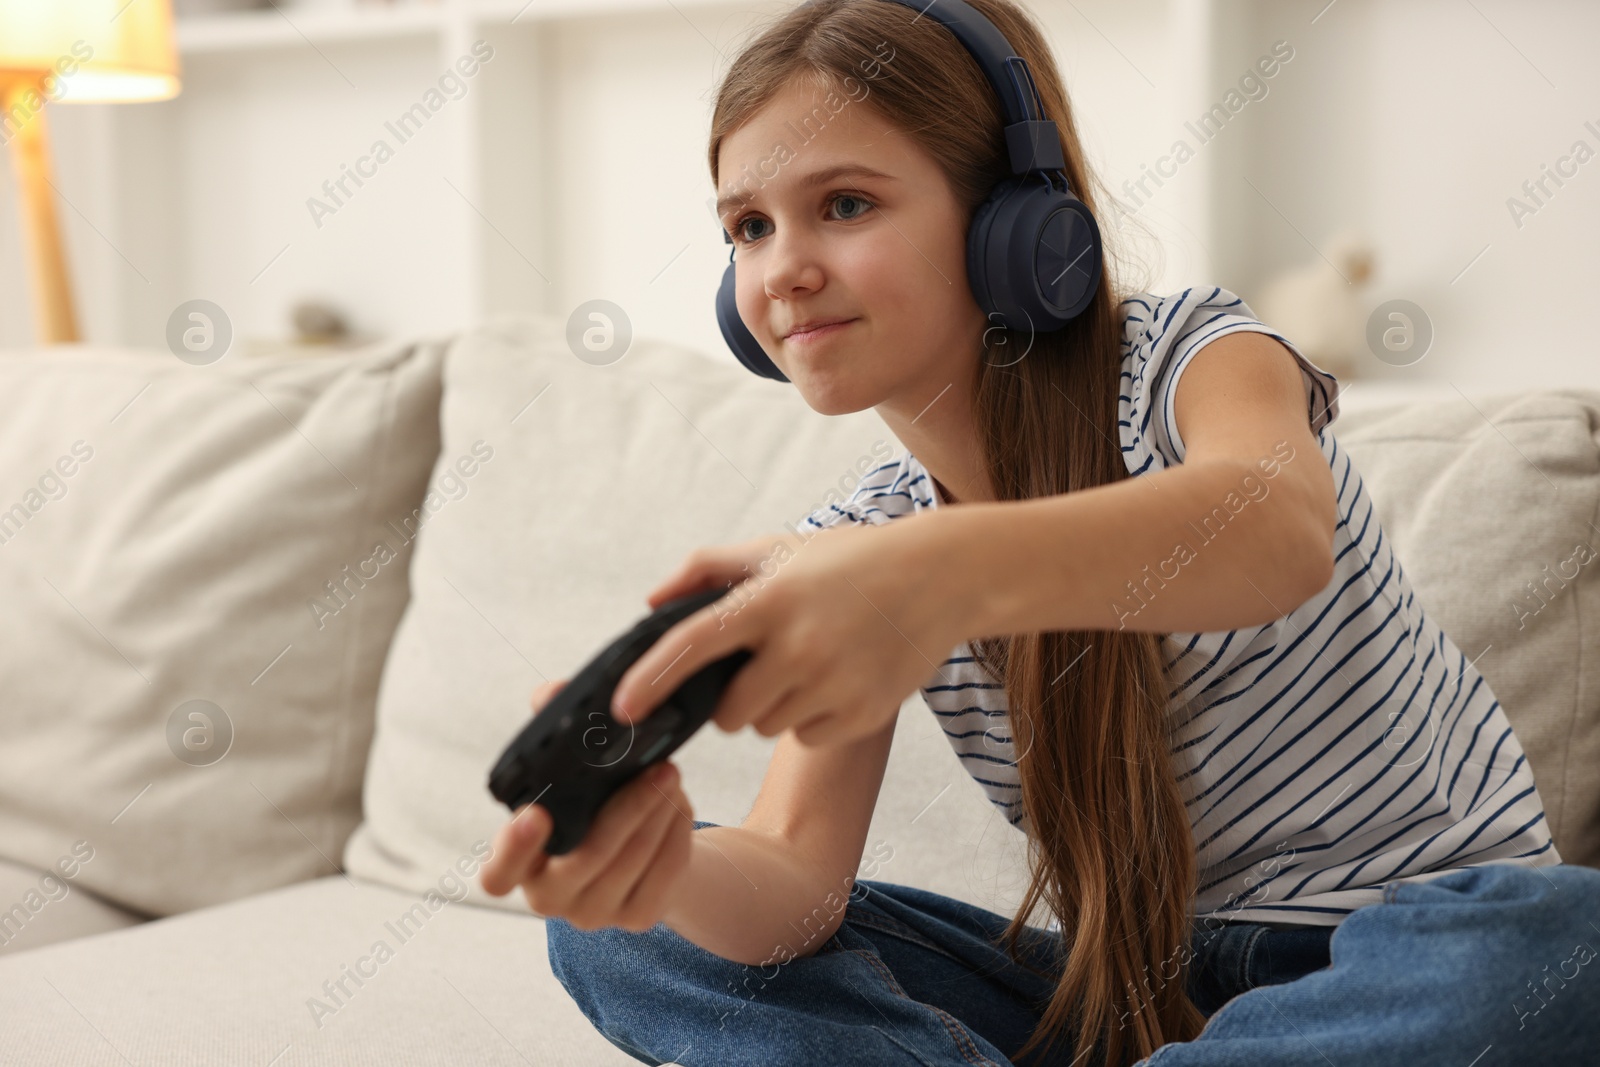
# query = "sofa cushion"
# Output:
<box><xmin>343</xmin><ymin>316</ymin><xmax>1034</xmax><ymax>917</ymax></box>
<box><xmin>1333</xmin><ymin>389</ymin><xmax>1600</xmax><ymax>868</ymax></box>
<box><xmin>0</xmin><ymin>873</ymin><xmax>637</xmax><ymax>1064</ymax></box>
<box><xmin>0</xmin><ymin>855</ymin><xmax>145</xmax><ymax>957</ymax></box>
<box><xmin>0</xmin><ymin>340</ymin><xmax>444</xmax><ymax>921</ymax></box>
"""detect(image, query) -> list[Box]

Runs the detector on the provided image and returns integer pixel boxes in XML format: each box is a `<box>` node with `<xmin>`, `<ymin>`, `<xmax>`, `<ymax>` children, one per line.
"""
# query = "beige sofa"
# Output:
<box><xmin>0</xmin><ymin>318</ymin><xmax>1595</xmax><ymax>1065</ymax></box>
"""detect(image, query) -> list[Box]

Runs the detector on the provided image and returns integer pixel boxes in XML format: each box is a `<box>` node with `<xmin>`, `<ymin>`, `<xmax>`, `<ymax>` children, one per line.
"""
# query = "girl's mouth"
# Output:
<box><xmin>786</xmin><ymin>319</ymin><xmax>858</xmax><ymax>344</ymax></box>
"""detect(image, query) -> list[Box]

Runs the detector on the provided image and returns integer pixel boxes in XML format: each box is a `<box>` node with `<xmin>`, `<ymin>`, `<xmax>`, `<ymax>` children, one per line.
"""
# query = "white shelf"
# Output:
<box><xmin>177</xmin><ymin>0</ymin><xmax>743</xmax><ymax>54</ymax></box>
<box><xmin>177</xmin><ymin>5</ymin><xmax>446</xmax><ymax>53</ymax></box>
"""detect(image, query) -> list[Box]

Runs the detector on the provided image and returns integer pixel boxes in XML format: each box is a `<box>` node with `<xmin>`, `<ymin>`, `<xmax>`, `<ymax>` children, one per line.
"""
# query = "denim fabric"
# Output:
<box><xmin>546</xmin><ymin>821</ymin><xmax>1600</xmax><ymax>1066</ymax></box>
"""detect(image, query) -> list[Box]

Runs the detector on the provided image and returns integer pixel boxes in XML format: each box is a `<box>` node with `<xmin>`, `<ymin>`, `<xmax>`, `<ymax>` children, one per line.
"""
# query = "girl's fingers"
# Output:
<box><xmin>616</xmin><ymin>793</ymin><xmax>697</xmax><ymax>932</ymax></box>
<box><xmin>568</xmin><ymin>781</ymin><xmax>681</xmax><ymax>928</ymax></box>
<box><xmin>710</xmin><ymin>629</ymin><xmax>805</xmax><ymax>733</ymax></box>
<box><xmin>748</xmin><ymin>686</ymin><xmax>827</xmax><ymax>739</ymax></box>
<box><xmin>645</xmin><ymin>571</ymin><xmax>717</xmax><ymax>609</ymax></box>
<box><xmin>480</xmin><ymin>803</ymin><xmax>551</xmax><ymax>896</ymax></box>
<box><xmin>537</xmin><ymin>763</ymin><xmax>676</xmax><ymax>912</ymax></box>
<box><xmin>716</xmin><ymin>674</ymin><xmax>801</xmax><ymax>736</ymax></box>
<box><xmin>645</xmin><ymin>557</ymin><xmax>739</xmax><ymax>609</ymax></box>
<box><xmin>531</xmin><ymin>678</ymin><xmax>568</xmax><ymax>711</ymax></box>
<box><xmin>645</xmin><ymin>534</ymin><xmax>778</xmax><ymax>609</ymax></box>
<box><xmin>614</xmin><ymin>600</ymin><xmax>750</xmax><ymax>724</ymax></box>
<box><xmin>479</xmin><ymin>822</ymin><xmax>518</xmax><ymax>896</ymax></box>
<box><xmin>793</xmin><ymin>709</ymin><xmax>852</xmax><ymax>748</ymax></box>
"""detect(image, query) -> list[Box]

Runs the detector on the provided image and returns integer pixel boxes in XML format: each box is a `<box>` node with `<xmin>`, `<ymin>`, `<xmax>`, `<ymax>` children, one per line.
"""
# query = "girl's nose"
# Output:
<box><xmin>761</xmin><ymin>230</ymin><xmax>827</xmax><ymax>299</ymax></box>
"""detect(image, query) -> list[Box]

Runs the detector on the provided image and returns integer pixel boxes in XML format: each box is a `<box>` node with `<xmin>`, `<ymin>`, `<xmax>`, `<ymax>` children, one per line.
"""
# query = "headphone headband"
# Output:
<box><xmin>874</xmin><ymin>0</ymin><xmax>1066</xmax><ymax>177</ymax></box>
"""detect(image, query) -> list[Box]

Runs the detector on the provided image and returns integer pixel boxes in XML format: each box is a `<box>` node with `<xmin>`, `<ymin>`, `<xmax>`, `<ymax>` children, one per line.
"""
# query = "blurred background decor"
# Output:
<box><xmin>1253</xmin><ymin>227</ymin><xmax>1376</xmax><ymax>382</ymax></box>
<box><xmin>171</xmin><ymin>0</ymin><xmax>270</xmax><ymax>15</ymax></box>
<box><xmin>0</xmin><ymin>0</ymin><xmax>1593</xmax><ymax>386</ymax></box>
<box><xmin>0</xmin><ymin>0</ymin><xmax>180</xmax><ymax>343</ymax></box>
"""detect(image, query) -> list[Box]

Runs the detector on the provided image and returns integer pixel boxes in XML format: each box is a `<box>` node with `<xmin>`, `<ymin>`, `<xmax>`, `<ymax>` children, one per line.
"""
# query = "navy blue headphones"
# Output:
<box><xmin>715</xmin><ymin>0</ymin><xmax>1103</xmax><ymax>382</ymax></box>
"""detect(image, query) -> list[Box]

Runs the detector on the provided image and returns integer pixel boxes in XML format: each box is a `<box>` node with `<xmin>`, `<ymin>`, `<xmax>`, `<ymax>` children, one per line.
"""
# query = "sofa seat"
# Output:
<box><xmin>0</xmin><ymin>873</ymin><xmax>638</xmax><ymax>1066</ymax></box>
<box><xmin>0</xmin><ymin>683</ymin><xmax>1028</xmax><ymax>1064</ymax></box>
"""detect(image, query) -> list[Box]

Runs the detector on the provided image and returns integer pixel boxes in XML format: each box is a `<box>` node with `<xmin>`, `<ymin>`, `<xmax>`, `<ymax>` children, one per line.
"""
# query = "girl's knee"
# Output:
<box><xmin>546</xmin><ymin>916</ymin><xmax>753</xmax><ymax>1016</ymax></box>
<box><xmin>547</xmin><ymin>919</ymin><xmax>655</xmax><ymax>1013</ymax></box>
<box><xmin>1543</xmin><ymin>862</ymin><xmax>1600</xmax><ymax>904</ymax></box>
<box><xmin>545</xmin><ymin>917</ymin><xmax>804</xmax><ymax>1064</ymax></box>
<box><xmin>1386</xmin><ymin>861</ymin><xmax>1588</xmax><ymax>913</ymax></box>
<box><xmin>1461</xmin><ymin>862</ymin><xmax>1599</xmax><ymax>934</ymax></box>
<box><xmin>547</xmin><ymin>917</ymin><xmax>676</xmax><ymax>990</ymax></box>
<box><xmin>1532</xmin><ymin>864</ymin><xmax>1600</xmax><ymax>949</ymax></box>
<box><xmin>545</xmin><ymin>919</ymin><xmax>706</xmax><ymax>1059</ymax></box>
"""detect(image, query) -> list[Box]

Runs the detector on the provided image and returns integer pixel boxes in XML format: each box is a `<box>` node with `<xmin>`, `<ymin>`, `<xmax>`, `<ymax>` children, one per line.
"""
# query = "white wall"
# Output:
<box><xmin>0</xmin><ymin>0</ymin><xmax>1594</xmax><ymax>392</ymax></box>
<box><xmin>1216</xmin><ymin>0</ymin><xmax>1600</xmax><ymax>390</ymax></box>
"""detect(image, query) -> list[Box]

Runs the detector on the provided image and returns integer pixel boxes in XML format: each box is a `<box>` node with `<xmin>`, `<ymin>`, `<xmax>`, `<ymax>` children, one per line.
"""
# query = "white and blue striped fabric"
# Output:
<box><xmin>799</xmin><ymin>286</ymin><xmax>1560</xmax><ymax>927</ymax></box>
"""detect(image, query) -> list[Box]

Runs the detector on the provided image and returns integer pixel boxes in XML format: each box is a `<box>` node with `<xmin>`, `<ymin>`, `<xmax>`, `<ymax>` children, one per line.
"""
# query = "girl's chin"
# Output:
<box><xmin>789</xmin><ymin>374</ymin><xmax>879</xmax><ymax>417</ymax></box>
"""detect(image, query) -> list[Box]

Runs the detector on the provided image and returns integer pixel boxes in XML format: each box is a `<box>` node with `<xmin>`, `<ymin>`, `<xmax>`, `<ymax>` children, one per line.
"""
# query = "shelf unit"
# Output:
<box><xmin>175</xmin><ymin>0</ymin><xmax>740</xmax><ymax>54</ymax></box>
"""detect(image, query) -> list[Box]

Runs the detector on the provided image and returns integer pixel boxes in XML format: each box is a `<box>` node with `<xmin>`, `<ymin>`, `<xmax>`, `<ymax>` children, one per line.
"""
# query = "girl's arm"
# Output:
<box><xmin>606</xmin><ymin>333</ymin><xmax>1340</xmax><ymax>749</ymax></box>
<box><xmin>949</xmin><ymin>330</ymin><xmax>1339</xmax><ymax>640</ymax></box>
<box><xmin>658</xmin><ymin>716</ymin><xmax>897</xmax><ymax>966</ymax></box>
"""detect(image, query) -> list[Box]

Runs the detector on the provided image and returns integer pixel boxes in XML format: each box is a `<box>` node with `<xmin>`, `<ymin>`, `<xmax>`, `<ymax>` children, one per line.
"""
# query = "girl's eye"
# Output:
<box><xmin>734</xmin><ymin>217</ymin><xmax>772</xmax><ymax>244</ymax></box>
<box><xmin>730</xmin><ymin>193</ymin><xmax>875</xmax><ymax>245</ymax></box>
<box><xmin>831</xmin><ymin>194</ymin><xmax>872</xmax><ymax>220</ymax></box>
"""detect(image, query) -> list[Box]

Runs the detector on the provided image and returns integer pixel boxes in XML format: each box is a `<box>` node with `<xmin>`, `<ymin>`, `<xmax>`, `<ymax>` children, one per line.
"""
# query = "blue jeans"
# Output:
<box><xmin>546</xmin><ymin>821</ymin><xmax>1600</xmax><ymax>1065</ymax></box>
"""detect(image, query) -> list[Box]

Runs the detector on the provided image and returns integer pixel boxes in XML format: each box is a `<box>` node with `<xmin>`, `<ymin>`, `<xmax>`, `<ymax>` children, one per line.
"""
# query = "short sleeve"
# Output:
<box><xmin>1118</xmin><ymin>286</ymin><xmax>1341</xmax><ymax>475</ymax></box>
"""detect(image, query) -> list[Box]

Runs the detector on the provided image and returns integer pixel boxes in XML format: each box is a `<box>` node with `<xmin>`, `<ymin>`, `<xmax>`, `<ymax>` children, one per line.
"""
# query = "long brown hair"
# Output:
<box><xmin>708</xmin><ymin>1</ymin><xmax>1206</xmax><ymax>1063</ymax></box>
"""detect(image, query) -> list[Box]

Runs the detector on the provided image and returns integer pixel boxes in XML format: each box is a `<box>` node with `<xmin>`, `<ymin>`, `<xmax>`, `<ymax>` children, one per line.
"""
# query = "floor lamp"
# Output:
<box><xmin>0</xmin><ymin>0</ymin><xmax>180</xmax><ymax>345</ymax></box>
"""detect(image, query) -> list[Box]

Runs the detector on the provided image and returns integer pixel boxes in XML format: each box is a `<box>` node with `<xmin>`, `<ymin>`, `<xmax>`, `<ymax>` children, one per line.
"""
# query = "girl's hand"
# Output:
<box><xmin>479</xmin><ymin>680</ymin><xmax>696</xmax><ymax>932</ymax></box>
<box><xmin>611</xmin><ymin>517</ymin><xmax>980</xmax><ymax>747</ymax></box>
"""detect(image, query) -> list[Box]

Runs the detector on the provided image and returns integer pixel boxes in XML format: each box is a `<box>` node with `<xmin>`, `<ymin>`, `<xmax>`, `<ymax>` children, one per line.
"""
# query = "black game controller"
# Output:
<box><xmin>487</xmin><ymin>585</ymin><xmax>751</xmax><ymax>855</ymax></box>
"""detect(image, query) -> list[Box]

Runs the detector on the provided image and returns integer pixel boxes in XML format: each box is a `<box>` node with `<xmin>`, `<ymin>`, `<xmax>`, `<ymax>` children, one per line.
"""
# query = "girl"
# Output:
<box><xmin>480</xmin><ymin>1</ymin><xmax>1597</xmax><ymax>1063</ymax></box>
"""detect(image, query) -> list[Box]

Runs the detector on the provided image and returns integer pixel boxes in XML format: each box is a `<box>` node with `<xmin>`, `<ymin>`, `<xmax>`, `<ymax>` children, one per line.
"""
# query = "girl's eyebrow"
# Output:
<box><xmin>716</xmin><ymin>163</ymin><xmax>898</xmax><ymax>219</ymax></box>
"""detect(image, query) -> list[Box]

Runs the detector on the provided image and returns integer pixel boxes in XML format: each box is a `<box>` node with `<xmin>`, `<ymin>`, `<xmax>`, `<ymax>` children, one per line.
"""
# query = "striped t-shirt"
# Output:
<box><xmin>798</xmin><ymin>285</ymin><xmax>1560</xmax><ymax>927</ymax></box>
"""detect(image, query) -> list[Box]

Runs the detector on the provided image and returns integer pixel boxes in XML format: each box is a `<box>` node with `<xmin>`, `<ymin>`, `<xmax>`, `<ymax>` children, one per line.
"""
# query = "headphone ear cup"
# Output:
<box><xmin>966</xmin><ymin>176</ymin><xmax>1103</xmax><ymax>333</ymax></box>
<box><xmin>716</xmin><ymin>262</ymin><xmax>789</xmax><ymax>382</ymax></box>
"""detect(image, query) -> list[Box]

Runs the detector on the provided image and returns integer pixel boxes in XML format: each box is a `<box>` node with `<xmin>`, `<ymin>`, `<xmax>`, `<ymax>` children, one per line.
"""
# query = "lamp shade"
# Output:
<box><xmin>0</xmin><ymin>0</ymin><xmax>180</xmax><ymax>103</ymax></box>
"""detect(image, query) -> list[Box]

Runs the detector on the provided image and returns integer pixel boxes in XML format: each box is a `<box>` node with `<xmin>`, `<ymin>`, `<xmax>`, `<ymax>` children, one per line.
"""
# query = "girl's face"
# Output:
<box><xmin>716</xmin><ymin>76</ymin><xmax>987</xmax><ymax>416</ymax></box>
